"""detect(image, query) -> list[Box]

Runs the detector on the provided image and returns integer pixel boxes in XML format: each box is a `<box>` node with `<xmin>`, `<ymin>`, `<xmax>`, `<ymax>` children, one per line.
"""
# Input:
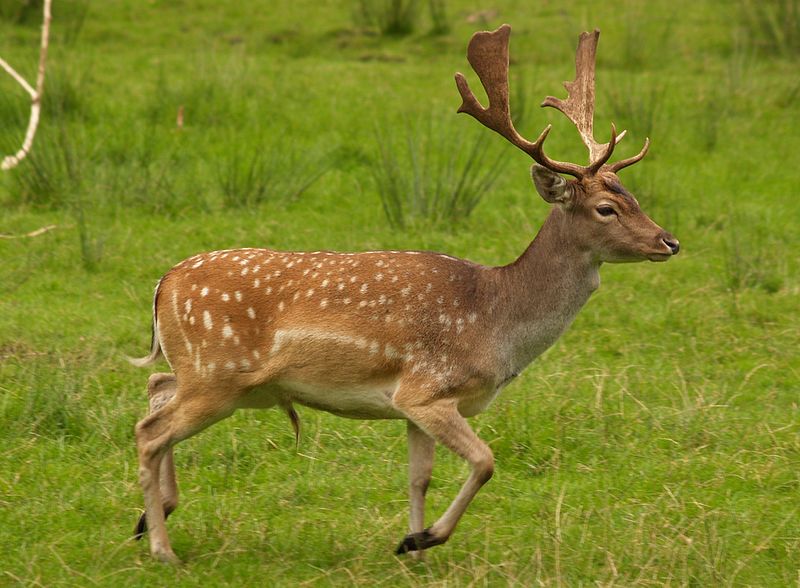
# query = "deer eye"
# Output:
<box><xmin>596</xmin><ymin>205</ymin><xmax>616</xmax><ymax>217</ymax></box>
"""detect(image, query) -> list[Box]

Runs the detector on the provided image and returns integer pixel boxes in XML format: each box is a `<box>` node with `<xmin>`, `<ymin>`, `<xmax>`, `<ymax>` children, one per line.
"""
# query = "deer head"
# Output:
<box><xmin>455</xmin><ymin>25</ymin><xmax>679</xmax><ymax>263</ymax></box>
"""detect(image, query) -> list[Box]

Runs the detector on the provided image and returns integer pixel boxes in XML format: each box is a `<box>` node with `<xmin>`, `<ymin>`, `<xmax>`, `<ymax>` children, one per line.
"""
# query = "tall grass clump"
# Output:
<box><xmin>8</xmin><ymin>125</ymin><xmax>105</xmax><ymax>269</ymax></box>
<box><xmin>98</xmin><ymin>123</ymin><xmax>191</xmax><ymax>216</ymax></box>
<box><xmin>6</xmin><ymin>125</ymin><xmax>84</xmax><ymax>207</ymax></box>
<box><xmin>73</xmin><ymin>201</ymin><xmax>104</xmax><ymax>271</ymax></box>
<box><xmin>353</xmin><ymin>0</ymin><xmax>417</xmax><ymax>36</ymax></box>
<box><xmin>617</xmin><ymin>4</ymin><xmax>676</xmax><ymax>70</ymax></box>
<box><xmin>604</xmin><ymin>74</ymin><xmax>666</xmax><ymax>142</ymax></box>
<box><xmin>695</xmin><ymin>38</ymin><xmax>753</xmax><ymax>152</ymax></box>
<box><xmin>216</xmin><ymin>141</ymin><xmax>331</xmax><ymax>208</ymax></box>
<box><xmin>0</xmin><ymin>0</ymin><xmax>42</xmax><ymax>24</ymax></box>
<box><xmin>722</xmin><ymin>211</ymin><xmax>785</xmax><ymax>294</ymax></box>
<box><xmin>0</xmin><ymin>0</ymin><xmax>88</xmax><ymax>44</ymax></box>
<box><xmin>0</xmin><ymin>61</ymin><xmax>89</xmax><ymax>207</ymax></box>
<box><xmin>352</xmin><ymin>0</ymin><xmax>456</xmax><ymax>36</ymax></box>
<box><xmin>738</xmin><ymin>0</ymin><xmax>800</xmax><ymax>58</ymax></box>
<box><xmin>428</xmin><ymin>0</ymin><xmax>449</xmax><ymax>35</ymax></box>
<box><xmin>0</xmin><ymin>361</ymin><xmax>89</xmax><ymax>441</ymax></box>
<box><xmin>372</xmin><ymin>115</ymin><xmax>507</xmax><ymax>229</ymax></box>
<box><xmin>54</xmin><ymin>0</ymin><xmax>91</xmax><ymax>46</ymax></box>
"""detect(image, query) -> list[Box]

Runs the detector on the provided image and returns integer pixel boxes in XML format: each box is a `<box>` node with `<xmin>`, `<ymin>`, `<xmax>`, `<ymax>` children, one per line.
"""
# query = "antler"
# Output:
<box><xmin>607</xmin><ymin>137</ymin><xmax>650</xmax><ymax>172</ymax></box>
<box><xmin>455</xmin><ymin>25</ymin><xmax>650</xmax><ymax>178</ymax></box>
<box><xmin>541</xmin><ymin>30</ymin><xmax>623</xmax><ymax>173</ymax></box>
<box><xmin>455</xmin><ymin>24</ymin><xmax>586</xmax><ymax>178</ymax></box>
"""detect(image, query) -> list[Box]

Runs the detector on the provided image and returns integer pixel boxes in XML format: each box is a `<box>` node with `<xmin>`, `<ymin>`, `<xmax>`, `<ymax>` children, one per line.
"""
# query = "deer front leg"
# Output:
<box><xmin>407</xmin><ymin>420</ymin><xmax>435</xmax><ymax>558</ymax></box>
<box><xmin>394</xmin><ymin>396</ymin><xmax>494</xmax><ymax>554</ymax></box>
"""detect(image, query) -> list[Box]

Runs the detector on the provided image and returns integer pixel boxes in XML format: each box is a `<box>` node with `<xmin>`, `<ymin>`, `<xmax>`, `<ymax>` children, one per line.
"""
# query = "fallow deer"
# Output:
<box><xmin>131</xmin><ymin>24</ymin><xmax>679</xmax><ymax>564</ymax></box>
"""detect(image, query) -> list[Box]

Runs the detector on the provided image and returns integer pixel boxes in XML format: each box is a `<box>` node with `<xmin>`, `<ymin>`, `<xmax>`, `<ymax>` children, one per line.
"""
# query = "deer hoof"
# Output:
<box><xmin>134</xmin><ymin>507</ymin><xmax>175</xmax><ymax>540</ymax></box>
<box><xmin>153</xmin><ymin>549</ymin><xmax>181</xmax><ymax>565</ymax></box>
<box><xmin>395</xmin><ymin>529</ymin><xmax>444</xmax><ymax>554</ymax></box>
<box><xmin>134</xmin><ymin>512</ymin><xmax>147</xmax><ymax>540</ymax></box>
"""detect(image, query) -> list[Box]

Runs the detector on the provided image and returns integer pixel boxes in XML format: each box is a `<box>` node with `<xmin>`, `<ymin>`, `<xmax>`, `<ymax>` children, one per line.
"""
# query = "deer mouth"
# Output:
<box><xmin>647</xmin><ymin>252</ymin><xmax>673</xmax><ymax>262</ymax></box>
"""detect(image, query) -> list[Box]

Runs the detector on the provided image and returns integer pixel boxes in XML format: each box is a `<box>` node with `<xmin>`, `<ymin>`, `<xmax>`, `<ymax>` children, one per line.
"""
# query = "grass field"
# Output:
<box><xmin>1</xmin><ymin>0</ymin><xmax>799</xmax><ymax>585</ymax></box>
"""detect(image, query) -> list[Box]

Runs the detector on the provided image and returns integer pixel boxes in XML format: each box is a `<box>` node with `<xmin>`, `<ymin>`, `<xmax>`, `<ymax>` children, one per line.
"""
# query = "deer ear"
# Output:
<box><xmin>531</xmin><ymin>165</ymin><xmax>574</xmax><ymax>205</ymax></box>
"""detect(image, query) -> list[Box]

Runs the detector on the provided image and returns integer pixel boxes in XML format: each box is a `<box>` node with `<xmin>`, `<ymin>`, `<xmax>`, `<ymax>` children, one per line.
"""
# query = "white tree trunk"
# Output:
<box><xmin>1</xmin><ymin>0</ymin><xmax>52</xmax><ymax>171</ymax></box>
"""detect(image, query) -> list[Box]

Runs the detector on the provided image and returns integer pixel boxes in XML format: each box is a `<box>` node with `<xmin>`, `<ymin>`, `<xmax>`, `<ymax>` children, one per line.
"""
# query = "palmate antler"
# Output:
<box><xmin>455</xmin><ymin>24</ymin><xmax>649</xmax><ymax>178</ymax></box>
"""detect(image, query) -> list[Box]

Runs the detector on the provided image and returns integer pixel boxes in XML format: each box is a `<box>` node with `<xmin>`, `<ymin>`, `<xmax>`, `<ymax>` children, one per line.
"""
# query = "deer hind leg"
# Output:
<box><xmin>135</xmin><ymin>380</ymin><xmax>236</xmax><ymax>564</ymax></box>
<box><xmin>394</xmin><ymin>395</ymin><xmax>494</xmax><ymax>554</ymax></box>
<box><xmin>406</xmin><ymin>420</ymin><xmax>435</xmax><ymax>559</ymax></box>
<box><xmin>134</xmin><ymin>373</ymin><xmax>179</xmax><ymax>540</ymax></box>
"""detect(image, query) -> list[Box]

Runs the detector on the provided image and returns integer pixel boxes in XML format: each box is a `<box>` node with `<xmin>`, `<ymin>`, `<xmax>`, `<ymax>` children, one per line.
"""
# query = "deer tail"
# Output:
<box><xmin>127</xmin><ymin>278</ymin><xmax>164</xmax><ymax>367</ymax></box>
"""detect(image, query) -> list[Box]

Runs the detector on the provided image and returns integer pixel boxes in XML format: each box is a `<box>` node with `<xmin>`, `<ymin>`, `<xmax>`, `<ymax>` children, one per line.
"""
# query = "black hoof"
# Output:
<box><xmin>133</xmin><ymin>511</ymin><xmax>147</xmax><ymax>540</ymax></box>
<box><xmin>395</xmin><ymin>529</ymin><xmax>441</xmax><ymax>555</ymax></box>
<box><xmin>134</xmin><ymin>507</ymin><xmax>174</xmax><ymax>540</ymax></box>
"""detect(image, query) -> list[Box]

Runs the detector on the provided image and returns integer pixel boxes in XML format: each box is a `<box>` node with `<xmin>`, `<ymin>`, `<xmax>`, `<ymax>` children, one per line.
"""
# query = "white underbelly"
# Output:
<box><xmin>255</xmin><ymin>378</ymin><xmax>404</xmax><ymax>420</ymax></box>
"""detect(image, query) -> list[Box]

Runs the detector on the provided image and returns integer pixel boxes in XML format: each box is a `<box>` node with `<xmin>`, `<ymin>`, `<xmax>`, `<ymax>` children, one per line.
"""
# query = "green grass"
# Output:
<box><xmin>1</xmin><ymin>0</ymin><xmax>799</xmax><ymax>585</ymax></box>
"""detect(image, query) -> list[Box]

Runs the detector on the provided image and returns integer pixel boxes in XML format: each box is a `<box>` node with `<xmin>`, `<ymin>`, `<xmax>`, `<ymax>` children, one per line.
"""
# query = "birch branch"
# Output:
<box><xmin>0</xmin><ymin>224</ymin><xmax>58</xmax><ymax>239</ymax></box>
<box><xmin>1</xmin><ymin>0</ymin><xmax>53</xmax><ymax>171</ymax></box>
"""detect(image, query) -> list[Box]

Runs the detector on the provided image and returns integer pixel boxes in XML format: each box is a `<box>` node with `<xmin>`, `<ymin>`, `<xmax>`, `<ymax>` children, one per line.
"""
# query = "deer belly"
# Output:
<box><xmin>278</xmin><ymin>378</ymin><xmax>404</xmax><ymax>420</ymax></box>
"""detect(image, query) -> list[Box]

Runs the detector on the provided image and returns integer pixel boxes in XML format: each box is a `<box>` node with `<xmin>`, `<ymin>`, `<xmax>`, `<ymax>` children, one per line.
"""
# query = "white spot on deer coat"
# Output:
<box><xmin>223</xmin><ymin>325</ymin><xmax>234</xmax><ymax>339</ymax></box>
<box><xmin>385</xmin><ymin>344</ymin><xmax>401</xmax><ymax>359</ymax></box>
<box><xmin>203</xmin><ymin>310</ymin><xmax>213</xmax><ymax>330</ymax></box>
<box><xmin>247</xmin><ymin>307</ymin><xmax>256</xmax><ymax>319</ymax></box>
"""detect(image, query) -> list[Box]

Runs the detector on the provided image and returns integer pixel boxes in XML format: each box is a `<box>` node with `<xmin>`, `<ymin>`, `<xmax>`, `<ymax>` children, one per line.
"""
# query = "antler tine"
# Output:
<box><xmin>541</xmin><ymin>30</ymin><xmax>623</xmax><ymax>168</ymax></box>
<box><xmin>529</xmin><ymin>125</ymin><xmax>586</xmax><ymax>178</ymax></box>
<box><xmin>587</xmin><ymin>123</ymin><xmax>619</xmax><ymax>174</ymax></box>
<box><xmin>608</xmin><ymin>137</ymin><xmax>650</xmax><ymax>173</ymax></box>
<box><xmin>455</xmin><ymin>24</ymin><xmax>585</xmax><ymax>178</ymax></box>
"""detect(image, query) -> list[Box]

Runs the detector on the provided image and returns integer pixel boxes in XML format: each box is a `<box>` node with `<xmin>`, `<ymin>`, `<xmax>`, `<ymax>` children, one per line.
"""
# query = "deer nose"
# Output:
<box><xmin>662</xmin><ymin>236</ymin><xmax>680</xmax><ymax>255</ymax></box>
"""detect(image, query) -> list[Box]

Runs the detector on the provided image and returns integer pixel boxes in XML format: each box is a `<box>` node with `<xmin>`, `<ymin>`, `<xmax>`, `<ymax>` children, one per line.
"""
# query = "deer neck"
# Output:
<box><xmin>488</xmin><ymin>207</ymin><xmax>601</xmax><ymax>375</ymax></box>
